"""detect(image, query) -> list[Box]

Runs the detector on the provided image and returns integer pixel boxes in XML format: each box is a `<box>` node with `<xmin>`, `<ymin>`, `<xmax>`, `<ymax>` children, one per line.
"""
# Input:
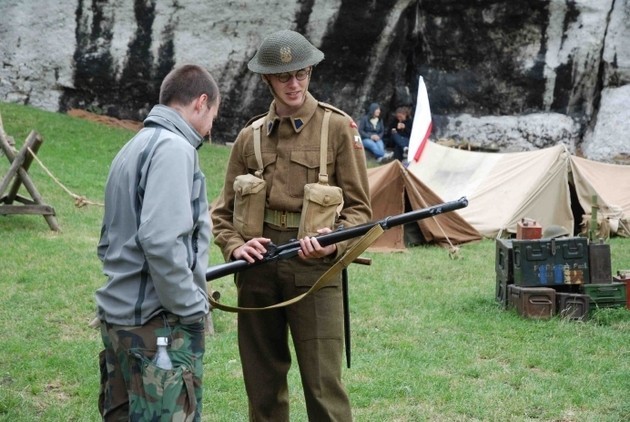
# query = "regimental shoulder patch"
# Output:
<box><xmin>353</xmin><ymin>135</ymin><xmax>363</xmax><ymax>150</ymax></box>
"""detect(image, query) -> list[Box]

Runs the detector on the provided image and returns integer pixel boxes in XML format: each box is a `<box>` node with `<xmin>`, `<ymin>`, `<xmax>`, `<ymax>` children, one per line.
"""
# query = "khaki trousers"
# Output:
<box><xmin>236</xmin><ymin>224</ymin><xmax>352</xmax><ymax>422</ymax></box>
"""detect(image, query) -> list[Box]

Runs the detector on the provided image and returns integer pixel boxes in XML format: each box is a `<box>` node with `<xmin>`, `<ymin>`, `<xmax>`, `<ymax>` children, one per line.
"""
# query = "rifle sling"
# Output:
<box><xmin>209</xmin><ymin>224</ymin><xmax>384</xmax><ymax>312</ymax></box>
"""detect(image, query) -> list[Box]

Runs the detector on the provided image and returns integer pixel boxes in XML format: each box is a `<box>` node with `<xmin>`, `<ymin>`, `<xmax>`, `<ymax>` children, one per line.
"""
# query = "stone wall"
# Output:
<box><xmin>1</xmin><ymin>0</ymin><xmax>628</xmax><ymax>163</ymax></box>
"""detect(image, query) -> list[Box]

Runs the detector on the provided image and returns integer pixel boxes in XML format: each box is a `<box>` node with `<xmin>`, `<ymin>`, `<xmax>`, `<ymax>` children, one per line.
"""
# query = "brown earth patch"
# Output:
<box><xmin>67</xmin><ymin>109</ymin><xmax>143</xmax><ymax>132</ymax></box>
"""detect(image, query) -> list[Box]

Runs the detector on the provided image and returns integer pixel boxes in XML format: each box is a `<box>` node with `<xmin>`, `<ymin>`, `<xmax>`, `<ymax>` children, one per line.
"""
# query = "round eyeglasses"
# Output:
<box><xmin>272</xmin><ymin>68</ymin><xmax>311</xmax><ymax>83</ymax></box>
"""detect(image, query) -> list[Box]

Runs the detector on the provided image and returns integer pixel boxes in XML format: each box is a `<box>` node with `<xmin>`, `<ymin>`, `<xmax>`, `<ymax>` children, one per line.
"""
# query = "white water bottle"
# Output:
<box><xmin>153</xmin><ymin>336</ymin><xmax>173</xmax><ymax>370</ymax></box>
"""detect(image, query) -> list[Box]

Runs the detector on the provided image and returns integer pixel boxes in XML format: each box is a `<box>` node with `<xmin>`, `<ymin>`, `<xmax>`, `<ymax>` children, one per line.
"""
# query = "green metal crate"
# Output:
<box><xmin>512</xmin><ymin>237</ymin><xmax>589</xmax><ymax>286</ymax></box>
<box><xmin>582</xmin><ymin>282</ymin><xmax>627</xmax><ymax>308</ymax></box>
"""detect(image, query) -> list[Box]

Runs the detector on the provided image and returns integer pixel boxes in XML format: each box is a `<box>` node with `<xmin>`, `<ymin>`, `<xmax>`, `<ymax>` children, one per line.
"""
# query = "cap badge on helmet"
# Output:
<box><xmin>280</xmin><ymin>46</ymin><xmax>293</xmax><ymax>63</ymax></box>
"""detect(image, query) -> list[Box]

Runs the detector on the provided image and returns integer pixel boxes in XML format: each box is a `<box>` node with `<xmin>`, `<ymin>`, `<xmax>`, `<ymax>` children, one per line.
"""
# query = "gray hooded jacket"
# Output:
<box><xmin>96</xmin><ymin>105</ymin><xmax>210</xmax><ymax>325</ymax></box>
<box><xmin>358</xmin><ymin>102</ymin><xmax>384</xmax><ymax>140</ymax></box>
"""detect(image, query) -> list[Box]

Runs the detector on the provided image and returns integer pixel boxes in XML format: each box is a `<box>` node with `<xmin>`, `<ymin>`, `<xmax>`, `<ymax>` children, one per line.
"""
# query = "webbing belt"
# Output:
<box><xmin>263</xmin><ymin>208</ymin><xmax>301</xmax><ymax>228</ymax></box>
<box><xmin>208</xmin><ymin>224</ymin><xmax>384</xmax><ymax>312</ymax></box>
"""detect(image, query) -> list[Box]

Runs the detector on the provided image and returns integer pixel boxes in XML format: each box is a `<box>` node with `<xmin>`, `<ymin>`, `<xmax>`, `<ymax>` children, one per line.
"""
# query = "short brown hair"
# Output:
<box><xmin>159</xmin><ymin>64</ymin><xmax>219</xmax><ymax>108</ymax></box>
<box><xmin>395</xmin><ymin>106</ymin><xmax>411</xmax><ymax>118</ymax></box>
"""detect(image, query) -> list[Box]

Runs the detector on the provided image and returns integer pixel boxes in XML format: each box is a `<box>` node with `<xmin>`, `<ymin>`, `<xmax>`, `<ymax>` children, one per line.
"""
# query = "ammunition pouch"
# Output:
<box><xmin>233</xmin><ymin>173</ymin><xmax>266</xmax><ymax>240</ymax></box>
<box><xmin>297</xmin><ymin>108</ymin><xmax>341</xmax><ymax>238</ymax></box>
<box><xmin>233</xmin><ymin>117</ymin><xmax>267</xmax><ymax>240</ymax></box>
<box><xmin>298</xmin><ymin>182</ymin><xmax>343</xmax><ymax>238</ymax></box>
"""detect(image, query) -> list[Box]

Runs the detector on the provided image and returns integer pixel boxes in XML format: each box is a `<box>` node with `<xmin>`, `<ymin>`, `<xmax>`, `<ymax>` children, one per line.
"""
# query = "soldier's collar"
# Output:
<box><xmin>266</xmin><ymin>92</ymin><xmax>318</xmax><ymax>135</ymax></box>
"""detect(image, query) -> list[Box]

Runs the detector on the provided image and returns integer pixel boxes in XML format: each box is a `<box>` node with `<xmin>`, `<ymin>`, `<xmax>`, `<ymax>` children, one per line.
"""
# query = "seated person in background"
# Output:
<box><xmin>358</xmin><ymin>102</ymin><xmax>393</xmax><ymax>163</ymax></box>
<box><xmin>389</xmin><ymin>106</ymin><xmax>413</xmax><ymax>161</ymax></box>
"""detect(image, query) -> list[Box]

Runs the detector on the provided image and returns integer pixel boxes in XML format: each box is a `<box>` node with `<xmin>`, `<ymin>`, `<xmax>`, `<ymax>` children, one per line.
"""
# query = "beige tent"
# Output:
<box><xmin>406</xmin><ymin>143</ymin><xmax>574</xmax><ymax>238</ymax></box>
<box><xmin>570</xmin><ymin>155</ymin><xmax>630</xmax><ymax>236</ymax></box>
<box><xmin>367</xmin><ymin>160</ymin><xmax>482</xmax><ymax>250</ymax></box>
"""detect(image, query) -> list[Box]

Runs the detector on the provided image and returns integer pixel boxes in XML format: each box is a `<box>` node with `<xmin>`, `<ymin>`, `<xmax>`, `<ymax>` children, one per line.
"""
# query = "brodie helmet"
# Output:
<box><xmin>248</xmin><ymin>30</ymin><xmax>324</xmax><ymax>74</ymax></box>
<box><xmin>542</xmin><ymin>225</ymin><xmax>571</xmax><ymax>239</ymax></box>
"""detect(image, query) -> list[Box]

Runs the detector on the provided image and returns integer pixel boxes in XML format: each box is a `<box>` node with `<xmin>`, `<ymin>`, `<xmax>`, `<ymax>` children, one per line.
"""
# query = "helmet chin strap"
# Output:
<box><xmin>262</xmin><ymin>75</ymin><xmax>278</xmax><ymax>99</ymax></box>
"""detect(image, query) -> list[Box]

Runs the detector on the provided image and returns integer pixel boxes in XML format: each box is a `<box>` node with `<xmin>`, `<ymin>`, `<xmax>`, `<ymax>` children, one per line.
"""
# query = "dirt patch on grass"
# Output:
<box><xmin>67</xmin><ymin>109</ymin><xmax>143</xmax><ymax>132</ymax></box>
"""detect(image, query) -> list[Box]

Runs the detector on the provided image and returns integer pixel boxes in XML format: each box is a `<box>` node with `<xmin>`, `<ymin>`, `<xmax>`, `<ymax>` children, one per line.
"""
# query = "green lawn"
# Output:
<box><xmin>0</xmin><ymin>102</ymin><xmax>628</xmax><ymax>421</ymax></box>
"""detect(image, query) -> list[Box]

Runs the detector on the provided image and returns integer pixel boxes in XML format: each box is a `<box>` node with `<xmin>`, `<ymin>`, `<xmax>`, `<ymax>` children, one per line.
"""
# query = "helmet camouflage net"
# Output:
<box><xmin>248</xmin><ymin>30</ymin><xmax>324</xmax><ymax>74</ymax></box>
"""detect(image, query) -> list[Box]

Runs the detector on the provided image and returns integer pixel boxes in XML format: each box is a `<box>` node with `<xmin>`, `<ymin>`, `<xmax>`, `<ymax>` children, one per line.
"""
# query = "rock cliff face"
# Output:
<box><xmin>1</xmin><ymin>0</ymin><xmax>628</xmax><ymax>162</ymax></box>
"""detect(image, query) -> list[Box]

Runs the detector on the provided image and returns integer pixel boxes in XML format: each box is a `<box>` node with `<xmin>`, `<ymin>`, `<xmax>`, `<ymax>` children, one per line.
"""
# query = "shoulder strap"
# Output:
<box><xmin>251</xmin><ymin>117</ymin><xmax>265</xmax><ymax>177</ymax></box>
<box><xmin>318</xmin><ymin>109</ymin><xmax>332</xmax><ymax>184</ymax></box>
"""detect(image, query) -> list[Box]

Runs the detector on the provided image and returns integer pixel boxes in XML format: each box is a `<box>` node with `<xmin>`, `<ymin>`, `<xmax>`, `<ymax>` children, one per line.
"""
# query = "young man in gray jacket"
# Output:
<box><xmin>95</xmin><ymin>64</ymin><xmax>219</xmax><ymax>421</ymax></box>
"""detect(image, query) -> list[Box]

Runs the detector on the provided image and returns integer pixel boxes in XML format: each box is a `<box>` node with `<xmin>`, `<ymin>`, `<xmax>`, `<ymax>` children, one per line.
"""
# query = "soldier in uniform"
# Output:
<box><xmin>211</xmin><ymin>30</ymin><xmax>372</xmax><ymax>421</ymax></box>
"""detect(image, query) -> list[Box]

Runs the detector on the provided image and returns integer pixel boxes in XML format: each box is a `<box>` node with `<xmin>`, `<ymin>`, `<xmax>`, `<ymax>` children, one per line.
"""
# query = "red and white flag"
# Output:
<box><xmin>408</xmin><ymin>76</ymin><xmax>432</xmax><ymax>163</ymax></box>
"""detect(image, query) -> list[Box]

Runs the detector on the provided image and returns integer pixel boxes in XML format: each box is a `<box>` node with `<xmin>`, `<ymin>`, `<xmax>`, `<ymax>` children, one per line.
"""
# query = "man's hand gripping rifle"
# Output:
<box><xmin>206</xmin><ymin>197</ymin><xmax>469</xmax><ymax>282</ymax></box>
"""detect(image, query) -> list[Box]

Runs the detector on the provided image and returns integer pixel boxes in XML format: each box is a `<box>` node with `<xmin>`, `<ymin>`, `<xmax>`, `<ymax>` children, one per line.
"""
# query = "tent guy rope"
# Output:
<box><xmin>25</xmin><ymin>146</ymin><xmax>103</xmax><ymax>207</ymax></box>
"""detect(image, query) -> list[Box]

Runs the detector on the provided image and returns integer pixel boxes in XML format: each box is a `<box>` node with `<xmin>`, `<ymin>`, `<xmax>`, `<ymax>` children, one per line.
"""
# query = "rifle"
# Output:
<box><xmin>206</xmin><ymin>196</ymin><xmax>468</xmax><ymax>281</ymax></box>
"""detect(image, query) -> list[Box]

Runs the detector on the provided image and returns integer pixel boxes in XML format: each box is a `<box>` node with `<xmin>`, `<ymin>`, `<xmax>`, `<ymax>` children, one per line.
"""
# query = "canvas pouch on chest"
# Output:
<box><xmin>298</xmin><ymin>108</ymin><xmax>343</xmax><ymax>238</ymax></box>
<box><xmin>233</xmin><ymin>109</ymin><xmax>343</xmax><ymax>240</ymax></box>
<box><xmin>236</xmin><ymin>109</ymin><xmax>343</xmax><ymax>240</ymax></box>
<box><xmin>232</xmin><ymin>118</ymin><xmax>266</xmax><ymax>240</ymax></box>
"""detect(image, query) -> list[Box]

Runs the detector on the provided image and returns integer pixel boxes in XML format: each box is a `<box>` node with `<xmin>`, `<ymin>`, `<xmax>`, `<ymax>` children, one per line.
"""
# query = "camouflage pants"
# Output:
<box><xmin>98</xmin><ymin>313</ymin><xmax>206</xmax><ymax>421</ymax></box>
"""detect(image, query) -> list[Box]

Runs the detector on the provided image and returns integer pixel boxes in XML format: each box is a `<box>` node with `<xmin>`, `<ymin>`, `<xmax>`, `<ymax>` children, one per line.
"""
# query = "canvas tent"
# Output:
<box><xmin>570</xmin><ymin>155</ymin><xmax>630</xmax><ymax>236</ymax></box>
<box><xmin>367</xmin><ymin>160</ymin><xmax>482</xmax><ymax>250</ymax></box>
<box><xmin>406</xmin><ymin>142</ymin><xmax>574</xmax><ymax>238</ymax></box>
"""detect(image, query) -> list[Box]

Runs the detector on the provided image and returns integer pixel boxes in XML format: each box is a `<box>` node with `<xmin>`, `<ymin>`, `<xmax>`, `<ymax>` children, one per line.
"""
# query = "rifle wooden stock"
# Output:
<box><xmin>206</xmin><ymin>196</ymin><xmax>468</xmax><ymax>281</ymax></box>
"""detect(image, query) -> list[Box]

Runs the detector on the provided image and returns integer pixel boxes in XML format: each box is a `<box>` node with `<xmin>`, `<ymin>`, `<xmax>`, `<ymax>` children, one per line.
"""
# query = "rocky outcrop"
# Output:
<box><xmin>1</xmin><ymin>0</ymin><xmax>628</xmax><ymax>163</ymax></box>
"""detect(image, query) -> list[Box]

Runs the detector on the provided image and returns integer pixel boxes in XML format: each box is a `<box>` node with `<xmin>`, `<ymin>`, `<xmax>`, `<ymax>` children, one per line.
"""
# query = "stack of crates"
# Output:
<box><xmin>495</xmin><ymin>233</ymin><xmax>627</xmax><ymax>320</ymax></box>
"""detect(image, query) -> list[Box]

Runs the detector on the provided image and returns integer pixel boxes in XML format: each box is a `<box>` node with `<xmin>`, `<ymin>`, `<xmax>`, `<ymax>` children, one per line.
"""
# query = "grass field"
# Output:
<box><xmin>0</xmin><ymin>102</ymin><xmax>629</xmax><ymax>421</ymax></box>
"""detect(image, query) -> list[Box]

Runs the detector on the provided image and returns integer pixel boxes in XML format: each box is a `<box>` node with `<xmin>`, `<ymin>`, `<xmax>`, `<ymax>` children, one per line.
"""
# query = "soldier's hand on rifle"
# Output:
<box><xmin>233</xmin><ymin>237</ymin><xmax>272</xmax><ymax>263</ymax></box>
<box><xmin>298</xmin><ymin>228</ymin><xmax>337</xmax><ymax>260</ymax></box>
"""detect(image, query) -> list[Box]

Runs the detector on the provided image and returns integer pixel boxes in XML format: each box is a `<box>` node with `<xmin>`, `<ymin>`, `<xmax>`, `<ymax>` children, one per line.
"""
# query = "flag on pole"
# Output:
<box><xmin>408</xmin><ymin>76</ymin><xmax>432</xmax><ymax>163</ymax></box>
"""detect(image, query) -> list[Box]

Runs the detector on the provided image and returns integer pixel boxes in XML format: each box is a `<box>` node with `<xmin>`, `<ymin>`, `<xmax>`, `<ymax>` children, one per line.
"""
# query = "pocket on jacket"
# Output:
<box><xmin>289</xmin><ymin>149</ymin><xmax>334</xmax><ymax>198</ymax></box>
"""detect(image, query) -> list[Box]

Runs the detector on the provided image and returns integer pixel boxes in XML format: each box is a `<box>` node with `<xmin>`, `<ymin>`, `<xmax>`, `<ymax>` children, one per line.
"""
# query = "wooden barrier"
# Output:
<box><xmin>0</xmin><ymin>123</ymin><xmax>60</xmax><ymax>231</ymax></box>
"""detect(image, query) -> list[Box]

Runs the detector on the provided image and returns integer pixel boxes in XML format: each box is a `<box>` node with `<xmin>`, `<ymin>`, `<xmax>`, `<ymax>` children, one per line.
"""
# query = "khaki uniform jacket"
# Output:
<box><xmin>212</xmin><ymin>92</ymin><xmax>372</xmax><ymax>261</ymax></box>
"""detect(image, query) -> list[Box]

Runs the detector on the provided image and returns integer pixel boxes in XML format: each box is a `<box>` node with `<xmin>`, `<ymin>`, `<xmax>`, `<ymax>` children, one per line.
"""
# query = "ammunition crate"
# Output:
<box><xmin>496</xmin><ymin>272</ymin><xmax>510</xmax><ymax>309</ymax></box>
<box><xmin>495</xmin><ymin>239</ymin><xmax>514</xmax><ymax>309</ymax></box>
<box><xmin>582</xmin><ymin>282</ymin><xmax>627</xmax><ymax>309</ymax></box>
<box><xmin>508</xmin><ymin>285</ymin><xmax>556</xmax><ymax>319</ymax></box>
<box><xmin>612</xmin><ymin>271</ymin><xmax>630</xmax><ymax>309</ymax></box>
<box><xmin>512</xmin><ymin>237</ymin><xmax>590</xmax><ymax>286</ymax></box>
<box><xmin>556</xmin><ymin>292</ymin><xmax>590</xmax><ymax>320</ymax></box>
<box><xmin>495</xmin><ymin>238</ymin><xmax>513</xmax><ymax>283</ymax></box>
<box><xmin>588</xmin><ymin>241</ymin><xmax>612</xmax><ymax>284</ymax></box>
